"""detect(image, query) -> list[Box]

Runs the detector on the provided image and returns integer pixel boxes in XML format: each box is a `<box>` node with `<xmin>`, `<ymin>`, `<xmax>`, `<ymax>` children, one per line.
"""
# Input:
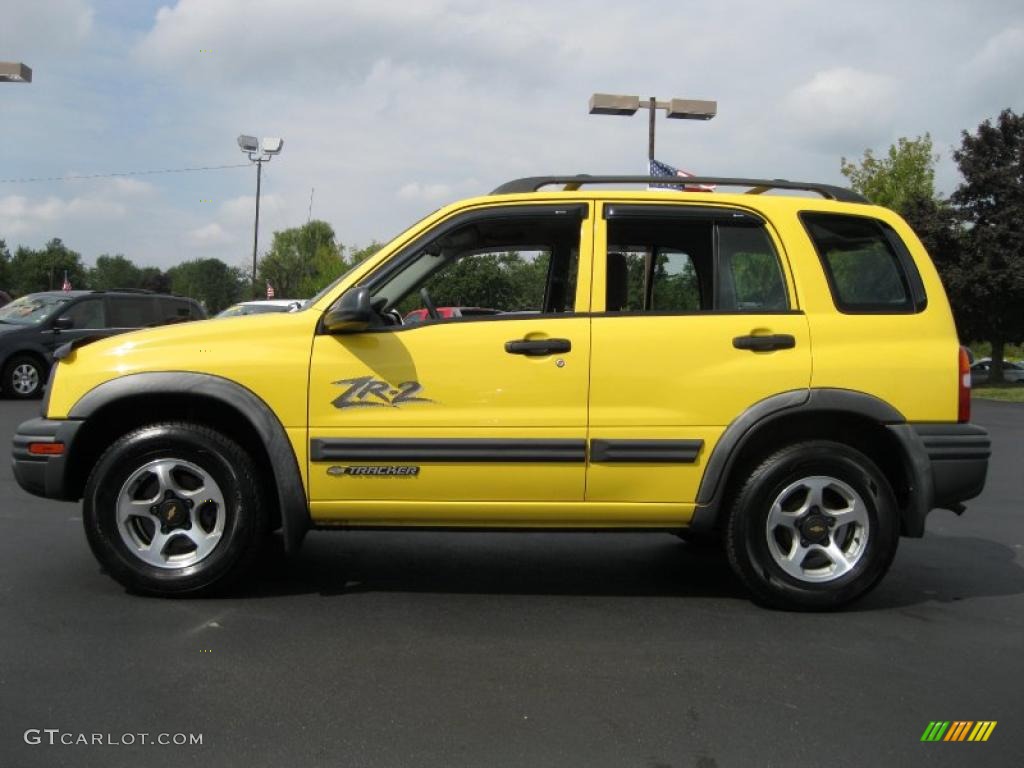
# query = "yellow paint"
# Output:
<box><xmin>45</xmin><ymin>187</ymin><xmax>962</xmax><ymax>527</ymax></box>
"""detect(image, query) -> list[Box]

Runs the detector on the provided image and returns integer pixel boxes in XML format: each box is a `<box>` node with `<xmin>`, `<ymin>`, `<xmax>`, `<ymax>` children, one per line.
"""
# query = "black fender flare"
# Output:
<box><xmin>690</xmin><ymin>388</ymin><xmax>914</xmax><ymax>532</ymax></box>
<box><xmin>69</xmin><ymin>372</ymin><xmax>309</xmax><ymax>553</ymax></box>
<box><xmin>1</xmin><ymin>341</ymin><xmax>54</xmax><ymax>372</ymax></box>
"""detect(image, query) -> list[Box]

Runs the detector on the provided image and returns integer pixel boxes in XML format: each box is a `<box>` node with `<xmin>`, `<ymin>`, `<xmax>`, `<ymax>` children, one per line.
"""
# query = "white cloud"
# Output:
<box><xmin>783</xmin><ymin>67</ymin><xmax>900</xmax><ymax>154</ymax></box>
<box><xmin>0</xmin><ymin>0</ymin><xmax>93</xmax><ymax>56</ymax></box>
<box><xmin>0</xmin><ymin>194</ymin><xmax>125</xmax><ymax>236</ymax></box>
<box><xmin>3</xmin><ymin>0</ymin><xmax>1023</xmax><ymax>266</ymax></box>
<box><xmin>220</xmin><ymin>194</ymin><xmax>284</xmax><ymax>222</ymax></box>
<box><xmin>397</xmin><ymin>183</ymin><xmax>452</xmax><ymax>203</ymax></box>
<box><xmin>187</xmin><ymin>222</ymin><xmax>234</xmax><ymax>245</ymax></box>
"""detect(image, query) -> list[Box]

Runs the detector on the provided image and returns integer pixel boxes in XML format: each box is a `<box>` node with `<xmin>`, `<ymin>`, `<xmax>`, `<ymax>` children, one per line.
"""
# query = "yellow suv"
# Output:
<box><xmin>11</xmin><ymin>175</ymin><xmax>991</xmax><ymax>609</ymax></box>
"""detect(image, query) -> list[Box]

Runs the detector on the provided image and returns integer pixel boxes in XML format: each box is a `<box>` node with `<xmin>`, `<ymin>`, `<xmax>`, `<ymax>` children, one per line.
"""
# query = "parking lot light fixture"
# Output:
<box><xmin>238</xmin><ymin>134</ymin><xmax>285</xmax><ymax>298</ymax></box>
<box><xmin>589</xmin><ymin>92</ymin><xmax>717</xmax><ymax>161</ymax></box>
<box><xmin>0</xmin><ymin>62</ymin><xmax>32</xmax><ymax>83</ymax></box>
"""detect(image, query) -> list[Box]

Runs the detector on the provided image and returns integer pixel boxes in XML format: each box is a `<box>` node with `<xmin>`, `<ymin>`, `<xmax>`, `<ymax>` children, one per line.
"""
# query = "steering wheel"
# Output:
<box><xmin>419</xmin><ymin>287</ymin><xmax>440</xmax><ymax>320</ymax></box>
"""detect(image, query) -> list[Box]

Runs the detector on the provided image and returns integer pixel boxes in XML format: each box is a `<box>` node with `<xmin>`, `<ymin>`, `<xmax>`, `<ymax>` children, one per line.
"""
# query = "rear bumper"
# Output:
<box><xmin>11</xmin><ymin>417</ymin><xmax>84</xmax><ymax>501</ymax></box>
<box><xmin>889</xmin><ymin>422</ymin><xmax>991</xmax><ymax>537</ymax></box>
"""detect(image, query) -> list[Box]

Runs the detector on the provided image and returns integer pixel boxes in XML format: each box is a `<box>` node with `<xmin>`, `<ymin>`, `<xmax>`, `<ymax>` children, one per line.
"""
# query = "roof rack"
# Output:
<box><xmin>490</xmin><ymin>175</ymin><xmax>867</xmax><ymax>203</ymax></box>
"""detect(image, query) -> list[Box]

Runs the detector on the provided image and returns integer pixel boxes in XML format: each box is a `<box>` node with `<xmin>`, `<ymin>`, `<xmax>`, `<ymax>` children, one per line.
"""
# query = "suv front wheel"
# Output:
<box><xmin>725</xmin><ymin>441</ymin><xmax>899</xmax><ymax>610</ymax></box>
<box><xmin>83</xmin><ymin>423</ymin><xmax>267</xmax><ymax>596</ymax></box>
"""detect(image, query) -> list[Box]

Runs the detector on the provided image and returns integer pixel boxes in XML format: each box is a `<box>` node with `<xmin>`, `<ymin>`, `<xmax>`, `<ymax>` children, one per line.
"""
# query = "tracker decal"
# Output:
<box><xmin>327</xmin><ymin>465</ymin><xmax>421</xmax><ymax>477</ymax></box>
<box><xmin>331</xmin><ymin>376</ymin><xmax>433</xmax><ymax>409</ymax></box>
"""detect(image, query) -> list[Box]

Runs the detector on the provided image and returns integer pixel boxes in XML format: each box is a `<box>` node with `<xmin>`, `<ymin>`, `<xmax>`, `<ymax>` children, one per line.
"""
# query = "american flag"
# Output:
<box><xmin>649</xmin><ymin>159</ymin><xmax>716</xmax><ymax>192</ymax></box>
<box><xmin>266</xmin><ymin>281</ymin><xmax>275</xmax><ymax>299</ymax></box>
<box><xmin>61</xmin><ymin>270</ymin><xmax>72</xmax><ymax>291</ymax></box>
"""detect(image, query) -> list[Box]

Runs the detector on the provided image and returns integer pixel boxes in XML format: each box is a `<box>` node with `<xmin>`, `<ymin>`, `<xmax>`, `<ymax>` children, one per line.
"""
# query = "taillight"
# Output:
<box><xmin>958</xmin><ymin>346</ymin><xmax>971</xmax><ymax>423</ymax></box>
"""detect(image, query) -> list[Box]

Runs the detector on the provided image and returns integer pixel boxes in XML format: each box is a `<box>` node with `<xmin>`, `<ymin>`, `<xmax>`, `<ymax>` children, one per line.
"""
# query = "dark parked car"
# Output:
<box><xmin>0</xmin><ymin>290</ymin><xmax>206</xmax><ymax>398</ymax></box>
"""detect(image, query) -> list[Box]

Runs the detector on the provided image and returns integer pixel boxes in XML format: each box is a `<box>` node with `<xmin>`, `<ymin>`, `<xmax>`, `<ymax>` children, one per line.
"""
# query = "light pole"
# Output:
<box><xmin>237</xmin><ymin>135</ymin><xmax>284</xmax><ymax>298</ymax></box>
<box><xmin>0</xmin><ymin>61</ymin><xmax>32</xmax><ymax>83</ymax></box>
<box><xmin>588</xmin><ymin>93</ymin><xmax>716</xmax><ymax>162</ymax></box>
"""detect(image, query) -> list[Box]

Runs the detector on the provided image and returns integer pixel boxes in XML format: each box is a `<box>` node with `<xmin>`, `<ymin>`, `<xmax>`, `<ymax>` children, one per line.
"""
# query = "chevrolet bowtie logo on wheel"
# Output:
<box><xmin>921</xmin><ymin>721</ymin><xmax>997</xmax><ymax>742</ymax></box>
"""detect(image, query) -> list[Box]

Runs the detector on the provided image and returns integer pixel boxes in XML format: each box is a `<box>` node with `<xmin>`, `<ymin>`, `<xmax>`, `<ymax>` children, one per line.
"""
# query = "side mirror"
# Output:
<box><xmin>323</xmin><ymin>287</ymin><xmax>373</xmax><ymax>333</ymax></box>
<box><xmin>52</xmin><ymin>316</ymin><xmax>74</xmax><ymax>331</ymax></box>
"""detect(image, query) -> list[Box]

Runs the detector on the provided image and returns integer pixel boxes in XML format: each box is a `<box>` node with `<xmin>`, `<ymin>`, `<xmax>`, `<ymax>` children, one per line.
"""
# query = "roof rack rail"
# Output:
<box><xmin>98</xmin><ymin>288</ymin><xmax>155</xmax><ymax>294</ymax></box>
<box><xmin>490</xmin><ymin>175</ymin><xmax>868</xmax><ymax>203</ymax></box>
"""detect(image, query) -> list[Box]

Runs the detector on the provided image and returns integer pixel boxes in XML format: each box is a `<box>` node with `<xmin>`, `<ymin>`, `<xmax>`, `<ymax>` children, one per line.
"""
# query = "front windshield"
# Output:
<box><xmin>0</xmin><ymin>295</ymin><xmax>70</xmax><ymax>325</ymax></box>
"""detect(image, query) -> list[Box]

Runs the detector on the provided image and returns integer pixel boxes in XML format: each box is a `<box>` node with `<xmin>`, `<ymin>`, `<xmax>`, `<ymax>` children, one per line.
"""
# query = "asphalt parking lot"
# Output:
<box><xmin>1</xmin><ymin>398</ymin><xmax>1021</xmax><ymax>768</ymax></box>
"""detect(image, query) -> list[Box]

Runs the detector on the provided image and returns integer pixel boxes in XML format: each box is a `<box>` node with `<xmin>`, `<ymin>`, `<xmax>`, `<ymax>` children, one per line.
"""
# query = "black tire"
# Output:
<box><xmin>724</xmin><ymin>440</ymin><xmax>899</xmax><ymax>611</ymax></box>
<box><xmin>83</xmin><ymin>422</ymin><xmax>268</xmax><ymax>596</ymax></box>
<box><xmin>3</xmin><ymin>354</ymin><xmax>46</xmax><ymax>399</ymax></box>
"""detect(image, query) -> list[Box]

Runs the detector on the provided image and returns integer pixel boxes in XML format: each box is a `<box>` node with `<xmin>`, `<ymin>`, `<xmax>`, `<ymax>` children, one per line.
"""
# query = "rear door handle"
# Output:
<box><xmin>505</xmin><ymin>338</ymin><xmax>572</xmax><ymax>356</ymax></box>
<box><xmin>732</xmin><ymin>334</ymin><xmax>796</xmax><ymax>352</ymax></box>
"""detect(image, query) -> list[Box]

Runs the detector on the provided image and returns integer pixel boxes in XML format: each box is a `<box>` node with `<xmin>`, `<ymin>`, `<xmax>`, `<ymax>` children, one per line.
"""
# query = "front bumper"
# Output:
<box><xmin>889</xmin><ymin>422</ymin><xmax>991</xmax><ymax>537</ymax></box>
<box><xmin>11</xmin><ymin>417</ymin><xmax>84</xmax><ymax>501</ymax></box>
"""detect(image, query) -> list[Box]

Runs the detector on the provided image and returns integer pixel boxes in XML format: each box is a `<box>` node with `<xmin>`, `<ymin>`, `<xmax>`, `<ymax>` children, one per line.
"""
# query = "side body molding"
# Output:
<box><xmin>69</xmin><ymin>372</ymin><xmax>309</xmax><ymax>554</ymax></box>
<box><xmin>691</xmin><ymin>388</ymin><xmax>907</xmax><ymax>532</ymax></box>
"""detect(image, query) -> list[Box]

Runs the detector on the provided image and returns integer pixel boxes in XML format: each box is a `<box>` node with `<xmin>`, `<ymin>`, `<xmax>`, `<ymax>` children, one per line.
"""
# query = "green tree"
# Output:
<box><xmin>840</xmin><ymin>133</ymin><xmax>962</xmax><ymax>264</ymax></box>
<box><xmin>839</xmin><ymin>134</ymin><xmax>974</xmax><ymax>343</ymax></box>
<box><xmin>0</xmin><ymin>239</ymin><xmax>11</xmax><ymax>294</ymax></box>
<box><xmin>347</xmin><ymin>241</ymin><xmax>385</xmax><ymax>265</ymax></box>
<box><xmin>7</xmin><ymin>238</ymin><xmax>89</xmax><ymax>295</ymax></box>
<box><xmin>138</xmin><ymin>266</ymin><xmax>171</xmax><ymax>293</ymax></box>
<box><xmin>259</xmin><ymin>220</ymin><xmax>346</xmax><ymax>299</ymax></box>
<box><xmin>166</xmin><ymin>258</ymin><xmax>245</xmax><ymax>313</ymax></box>
<box><xmin>88</xmin><ymin>254</ymin><xmax>142</xmax><ymax>290</ymax></box>
<box><xmin>950</xmin><ymin>109</ymin><xmax>1024</xmax><ymax>382</ymax></box>
<box><xmin>841</xmin><ymin>134</ymin><xmax>939</xmax><ymax>212</ymax></box>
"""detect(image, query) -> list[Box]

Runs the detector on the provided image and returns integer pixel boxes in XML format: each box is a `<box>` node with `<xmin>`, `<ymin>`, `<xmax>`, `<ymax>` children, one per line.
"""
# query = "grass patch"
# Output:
<box><xmin>973</xmin><ymin>385</ymin><xmax>1024</xmax><ymax>402</ymax></box>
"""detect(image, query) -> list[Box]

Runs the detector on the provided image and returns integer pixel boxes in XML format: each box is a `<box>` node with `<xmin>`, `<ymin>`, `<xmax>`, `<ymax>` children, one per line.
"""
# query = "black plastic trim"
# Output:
<box><xmin>914</xmin><ymin>423</ymin><xmax>990</xmax><ymax>519</ymax></box>
<box><xmin>67</xmin><ymin>372</ymin><xmax>310</xmax><ymax>554</ymax></box>
<box><xmin>311</xmin><ymin>438</ymin><xmax>586</xmax><ymax>463</ymax></box>
<box><xmin>491</xmin><ymin>176</ymin><xmax>868</xmax><ymax>202</ymax></box>
<box><xmin>915</xmin><ymin>423</ymin><xmax>992</xmax><ymax>461</ymax></box>
<box><xmin>604</xmin><ymin>204</ymin><xmax>762</xmax><ymax>223</ymax></box>
<box><xmin>590</xmin><ymin>439</ymin><xmax>703</xmax><ymax>463</ymax></box>
<box><xmin>691</xmin><ymin>389</ymin><xmax>906</xmax><ymax>532</ymax></box>
<box><xmin>10</xmin><ymin>416</ymin><xmax>84</xmax><ymax>500</ymax></box>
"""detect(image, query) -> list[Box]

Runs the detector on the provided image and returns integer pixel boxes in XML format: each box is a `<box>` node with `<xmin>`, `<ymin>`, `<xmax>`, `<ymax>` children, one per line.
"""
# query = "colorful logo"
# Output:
<box><xmin>921</xmin><ymin>721</ymin><xmax>997</xmax><ymax>742</ymax></box>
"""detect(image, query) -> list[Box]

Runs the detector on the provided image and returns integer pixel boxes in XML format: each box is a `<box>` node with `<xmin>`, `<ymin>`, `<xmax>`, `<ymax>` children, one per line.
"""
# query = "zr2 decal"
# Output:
<box><xmin>331</xmin><ymin>376</ymin><xmax>433</xmax><ymax>409</ymax></box>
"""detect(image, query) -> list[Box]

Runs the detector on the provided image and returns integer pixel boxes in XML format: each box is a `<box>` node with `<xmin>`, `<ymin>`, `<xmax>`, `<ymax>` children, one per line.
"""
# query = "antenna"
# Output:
<box><xmin>307</xmin><ymin>187</ymin><xmax>315</xmax><ymax>223</ymax></box>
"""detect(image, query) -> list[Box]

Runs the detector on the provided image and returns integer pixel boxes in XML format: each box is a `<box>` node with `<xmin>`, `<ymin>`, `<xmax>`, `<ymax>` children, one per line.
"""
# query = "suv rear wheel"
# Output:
<box><xmin>83</xmin><ymin>423</ymin><xmax>267</xmax><ymax>596</ymax></box>
<box><xmin>4</xmin><ymin>355</ymin><xmax>45</xmax><ymax>399</ymax></box>
<box><xmin>724</xmin><ymin>441</ymin><xmax>899</xmax><ymax>610</ymax></box>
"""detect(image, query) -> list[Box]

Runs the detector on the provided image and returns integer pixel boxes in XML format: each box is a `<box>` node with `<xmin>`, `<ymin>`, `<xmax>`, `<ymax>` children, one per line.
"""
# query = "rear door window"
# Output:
<box><xmin>603</xmin><ymin>207</ymin><xmax>790</xmax><ymax>313</ymax></box>
<box><xmin>159</xmin><ymin>298</ymin><xmax>199</xmax><ymax>323</ymax></box>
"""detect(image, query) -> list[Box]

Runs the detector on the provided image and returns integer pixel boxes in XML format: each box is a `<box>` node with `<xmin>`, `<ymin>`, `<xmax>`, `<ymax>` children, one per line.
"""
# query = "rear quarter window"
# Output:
<box><xmin>106</xmin><ymin>296</ymin><xmax>160</xmax><ymax>328</ymax></box>
<box><xmin>800</xmin><ymin>212</ymin><xmax>927</xmax><ymax>314</ymax></box>
<box><xmin>159</xmin><ymin>297</ymin><xmax>203</xmax><ymax>323</ymax></box>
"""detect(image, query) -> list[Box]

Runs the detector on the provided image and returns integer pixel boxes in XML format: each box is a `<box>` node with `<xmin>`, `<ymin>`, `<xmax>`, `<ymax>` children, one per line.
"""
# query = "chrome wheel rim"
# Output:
<box><xmin>765</xmin><ymin>475</ymin><xmax>870</xmax><ymax>583</ymax></box>
<box><xmin>116</xmin><ymin>459</ymin><xmax>226</xmax><ymax>569</ymax></box>
<box><xmin>11</xmin><ymin>363</ymin><xmax>39</xmax><ymax>395</ymax></box>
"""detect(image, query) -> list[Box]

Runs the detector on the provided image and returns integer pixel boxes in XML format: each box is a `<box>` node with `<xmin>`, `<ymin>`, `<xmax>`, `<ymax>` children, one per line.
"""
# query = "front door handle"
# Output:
<box><xmin>505</xmin><ymin>338</ymin><xmax>572</xmax><ymax>356</ymax></box>
<box><xmin>732</xmin><ymin>334</ymin><xmax>796</xmax><ymax>352</ymax></box>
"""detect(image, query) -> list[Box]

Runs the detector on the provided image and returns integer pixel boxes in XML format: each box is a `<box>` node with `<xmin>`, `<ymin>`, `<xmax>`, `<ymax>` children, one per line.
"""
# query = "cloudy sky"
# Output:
<box><xmin>1</xmin><ymin>0</ymin><xmax>1022</xmax><ymax>271</ymax></box>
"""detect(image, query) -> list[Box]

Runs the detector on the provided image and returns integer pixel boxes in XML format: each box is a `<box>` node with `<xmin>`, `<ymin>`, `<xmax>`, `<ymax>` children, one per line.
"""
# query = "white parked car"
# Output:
<box><xmin>215</xmin><ymin>300</ymin><xmax>303</xmax><ymax>318</ymax></box>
